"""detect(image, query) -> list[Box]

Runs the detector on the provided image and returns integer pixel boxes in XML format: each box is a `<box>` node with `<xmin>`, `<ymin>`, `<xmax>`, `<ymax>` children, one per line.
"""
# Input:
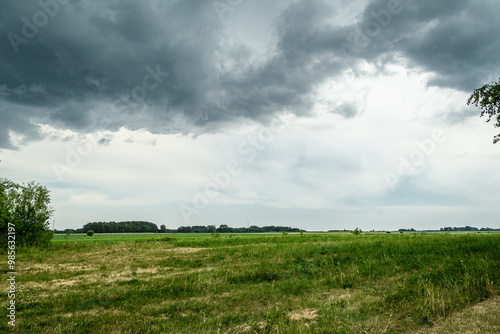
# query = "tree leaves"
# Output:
<box><xmin>467</xmin><ymin>78</ymin><xmax>500</xmax><ymax>144</ymax></box>
<box><xmin>0</xmin><ymin>178</ymin><xmax>54</xmax><ymax>248</ymax></box>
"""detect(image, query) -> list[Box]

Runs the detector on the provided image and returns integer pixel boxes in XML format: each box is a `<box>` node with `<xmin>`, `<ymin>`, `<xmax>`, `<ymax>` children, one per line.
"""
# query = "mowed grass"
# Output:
<box><xmin>1</xmin><ymin>233</ymin><xmax>499</xmax><ymax>333</ymax></box>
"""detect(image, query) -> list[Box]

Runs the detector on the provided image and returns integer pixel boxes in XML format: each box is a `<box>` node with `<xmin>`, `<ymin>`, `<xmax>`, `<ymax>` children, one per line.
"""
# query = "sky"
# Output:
<box><xmin>1</xmin><ymin>0</ymin><xmax>499</xmax><ymax>231</ymax></box>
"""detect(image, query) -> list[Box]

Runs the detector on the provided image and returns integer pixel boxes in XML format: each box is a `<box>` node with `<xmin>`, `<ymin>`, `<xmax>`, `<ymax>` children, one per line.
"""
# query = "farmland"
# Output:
<box><xmin>2</xmin><ymin>232</ymin><xmax>500</xmax><ymax>333</ymax></box>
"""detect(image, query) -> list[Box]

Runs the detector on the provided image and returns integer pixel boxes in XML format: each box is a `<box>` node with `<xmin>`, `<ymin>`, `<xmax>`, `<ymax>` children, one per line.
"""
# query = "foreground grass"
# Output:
<box><xmin>412</xmin><ymin>294</ymin><xmax>500</xmax><ymax>334</ymax></box>
<box><xmin>1</xmin><ymin>233</ymin><xmax>499</xmax><ymax>333</ymax></box>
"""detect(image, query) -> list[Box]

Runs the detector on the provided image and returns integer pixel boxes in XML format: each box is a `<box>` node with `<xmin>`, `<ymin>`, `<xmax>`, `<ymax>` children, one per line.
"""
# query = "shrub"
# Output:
<box><xmin>1</xmin><ymin>179</ymin><xmax>54</xmax><ymax>248</ymax></box>
<box><xmin>87</xmin><ymin>230</ymin><xmax>94</xmax><ymax>237</ymax></box>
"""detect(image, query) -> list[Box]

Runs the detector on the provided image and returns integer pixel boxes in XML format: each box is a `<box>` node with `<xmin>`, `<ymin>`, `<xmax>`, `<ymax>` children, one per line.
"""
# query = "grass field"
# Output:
<box><xmin>50</xmin><ymin>233</ymin><xmax>295</xmax><ymax>243</ymax></box>
<box><xmin>2</xmin><ymin>232</ymin><xmax>499</xmax><ymax>333</ymax></box>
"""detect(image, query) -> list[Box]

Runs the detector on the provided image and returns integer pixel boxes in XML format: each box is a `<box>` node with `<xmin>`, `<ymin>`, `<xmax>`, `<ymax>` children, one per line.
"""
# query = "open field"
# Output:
<box><xmin>2</xmin><ymin>233</ymin><xmax>499</xmax><ymax>333</ymax></box>
<box><xmin>50</xmin><ymin>233</ymin><xmax>302</xmax><ymax>243</ymax></box>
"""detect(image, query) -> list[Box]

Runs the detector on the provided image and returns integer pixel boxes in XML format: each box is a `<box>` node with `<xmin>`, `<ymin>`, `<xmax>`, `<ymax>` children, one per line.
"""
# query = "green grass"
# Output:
<box><xmin>51</xmin><ymin>232</ymin><xmax>296</xmax><ymax>243</ymax></box>
<box><xmin>52</xmin><ymin>233</ymin><xmax>163</xmax><ymax>242</ymax></box>
<box><xmin>2</xmin><ymin>232</ymin><xmax>499</xmax><ymax>333</ymax></box>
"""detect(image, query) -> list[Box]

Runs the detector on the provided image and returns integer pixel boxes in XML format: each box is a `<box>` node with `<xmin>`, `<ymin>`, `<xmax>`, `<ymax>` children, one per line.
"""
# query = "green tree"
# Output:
<box><xmin>178</xmin><ymin>226</ymin><xmax>192</xmax><ymax>233</ymax></box>
<box><xmin>352</xmin><ymin>227</ymin><xmax>362</xmax><ymax>235</ymax></box>
<box><xmin>467</xmin><ymin>78</ymin><xmax>500</xmax><ymax>144</ymax></box>
<box><xmin>0</xmin><ymin>184</ymin><xmax>9</xmax><ymax>249</ymax></box>
<box><xmin>87</xmin><ymin>230</ymin><xmax>94</xmax><ymax>237</ymax></box>
<box><xmin>160</xmin><ymin>224</ymin><xmax>167</xmax><ymax>233</ymax></box>
<box><xmin>95</xmin><ymin>224</ymin><xmax>105</xmax><ymax>233</ymax></box>
<box><xmin>0</xmin><ymin>179</ymin><xmax>54</xmax><ymax>248</ymax></box>
<box><xmin>219</xmin><ymin>224</ymin><xmax>230</xmax><ymax>233</ymax></box>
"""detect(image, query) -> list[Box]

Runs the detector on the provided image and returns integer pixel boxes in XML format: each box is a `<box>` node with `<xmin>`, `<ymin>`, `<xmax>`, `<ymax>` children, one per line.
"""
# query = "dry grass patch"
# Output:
<box><xmin>412</xmin><ymin>295</ymin><xmax>500</xmax><ymax>334</ymax></box>
<box><xmin>170</xmin><ymin>247</ymin><xmax>207</xmax><ymax>253</ymax></box>
<box><xmin>20</xmin><ymin>262</ymin><xmax>97</xmax><ymax>273</ymax></box>
<box><xmin>288</xmin><ymin>308</ymin><xmax>318</xmax><ymax>321</ymax></box>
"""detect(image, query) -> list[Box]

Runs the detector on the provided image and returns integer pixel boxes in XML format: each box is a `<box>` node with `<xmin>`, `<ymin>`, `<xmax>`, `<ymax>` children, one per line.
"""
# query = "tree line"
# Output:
<box><xmin>177</xmin><ymin>225</ymin><xmax>302</xmax><ymax>233</ymax></box>
<box><xmin>80</xmin><ymin>221</ymin><xmax>161</xmax><ymax>233</ymax></box>
<box><xmin>440</xmin><ymin>226</ymin><xmax>500</xmax><ymax>232</ymax></box>
<box><xmin>57</xmin><ymin>223</ymin><xmax>303</xmax><ymax>234</ymax></box>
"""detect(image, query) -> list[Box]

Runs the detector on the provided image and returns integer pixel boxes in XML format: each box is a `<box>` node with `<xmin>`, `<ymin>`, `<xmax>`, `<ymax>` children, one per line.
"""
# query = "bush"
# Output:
<box><xmin>1</xmin><ymin>179</ymin><xmax>54</xmax><ymax>248</ymax></box>
<box><xmin>87</xmin><ymin>230</ymin><xmax>94</xmax><ymax>237</ymax></box>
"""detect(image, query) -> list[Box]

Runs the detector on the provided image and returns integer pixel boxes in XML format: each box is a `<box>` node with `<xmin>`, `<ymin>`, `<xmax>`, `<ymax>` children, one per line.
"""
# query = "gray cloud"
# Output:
<box><xmin>352</xmin><ymin>0</ymin><xmax>500</xmax><ymax>90</ymax></box>
<box><xmin>334</xmin><ymin>103</ymin><xmax>360</xmax><ymax>119</ymax></box>
<box><xmin>1</xmin><ymin>0</ymin><xmax>499</xmax><ymax>149</ymax></box>
<box><xmin>0</xmin><ymin>103</ymin><xmax>43</xmax><ymax>149</ymax></box>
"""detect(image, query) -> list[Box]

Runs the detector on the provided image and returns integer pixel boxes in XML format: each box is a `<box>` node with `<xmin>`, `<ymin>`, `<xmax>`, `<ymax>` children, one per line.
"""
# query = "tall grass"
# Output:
<box><xmin>1</xmin><ymin>233</ymin><xmax>499</xmax><ymax>333</ymax></box>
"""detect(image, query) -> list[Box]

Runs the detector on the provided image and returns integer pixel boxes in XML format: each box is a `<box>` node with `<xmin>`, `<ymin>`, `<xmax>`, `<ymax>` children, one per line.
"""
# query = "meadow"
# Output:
<box><xmin>1</xmin><ymin>232</ymin><xmax>499</xmax><ymax>333</ymax></box>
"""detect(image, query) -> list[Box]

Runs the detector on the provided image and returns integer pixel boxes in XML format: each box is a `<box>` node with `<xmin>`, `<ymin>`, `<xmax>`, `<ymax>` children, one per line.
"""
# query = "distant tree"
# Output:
<box><xmin>191</xmin><ymin>225</ymin><xmax>211</xmax><ymax>233</ymax></box>
<box><xmin>219</xmin><ymin>224</ymin><xmax>231</xmax><ymax>233</ymax></box>
<box><xmin>0</xmin><ymin>179</ymin><xmax>54</xmax><ymax>248</ymax></box>
<box><xmin>64</xmin><ymin>229</ymin><xmax>72</xmax><ymax>240</ymax></box>
<box><xmin>82</xmin><ymin>221</ymin><xmax>159</xmax><ymax>233</ymax></box>
<box><xmin>108</xmin><ymin>222</ymin><xmax>118</xmax><ymax>233</ymax></box>
<box><xmin>95</xmin><ymin>223</ymin><xmax>105</xmax><ymax>233</ymax></box>
<box><xmin>87</xmin><ymin>230</ymin><xmax>94</xmax><ymax>236</ymax></box>
<box><xmin>467</xmin><ymin>78</ymin><xmax>500</xmax><ymax>143</ymax></box>
<box><xmin>352</xmin><ymin>228</ymin><xmax>362</xmax><ymax>235</ymax></box>
<box><xmin>177</xmin><ymin>226</ymin><xmax>192</xmax><ymax>233</ymax></box>
<box><xmin>160</xmin><ymin>224</ymin><xmax>167</xmax><ymax>233</ymax></box>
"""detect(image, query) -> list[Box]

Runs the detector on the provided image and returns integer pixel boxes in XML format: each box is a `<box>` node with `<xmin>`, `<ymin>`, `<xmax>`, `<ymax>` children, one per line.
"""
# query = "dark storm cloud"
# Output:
<box><xmin>0</xmin><ymin>103</ymin><xmax>43</xmax><ymax>149</ymax></box>
<box><xmin>1</xmin><ymin>0</ymin><xmax>499</xmax><ymax>149</ymax></box>
<box><xmin>217</xmin><ymin>1</ymin><xmax>349</xmax><ymax>119</ymax></box>
<box><xmin>0</xmin><ymin>0</ymin><xmax>224</xmax><ymax>147</ymax></box>
<box><xmin>349</xmin><ymin>0</ymin><xmax>500</xmax><ymax>90</ymax></box>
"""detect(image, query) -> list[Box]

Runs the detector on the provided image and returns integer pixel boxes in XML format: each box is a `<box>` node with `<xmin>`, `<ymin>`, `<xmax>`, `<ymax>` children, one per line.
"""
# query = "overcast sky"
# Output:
<box><xmin>1</xmin><ymin>0</ymin><xmax>499</xmax><ymax>231</ymax></box>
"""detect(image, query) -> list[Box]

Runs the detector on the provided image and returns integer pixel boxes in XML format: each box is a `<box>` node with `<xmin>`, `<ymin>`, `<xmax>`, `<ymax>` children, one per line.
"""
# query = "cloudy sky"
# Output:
<box><xmin>1</xmin><ymin>0</ymin><xmax>499</xmax><ymax>231</ymax></box>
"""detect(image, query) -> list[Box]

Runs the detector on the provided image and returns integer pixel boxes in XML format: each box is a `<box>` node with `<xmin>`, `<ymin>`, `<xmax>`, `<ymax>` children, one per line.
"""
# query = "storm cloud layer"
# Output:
<box><xmin>1</xmin><ymin>0</ymin><xmax>500</xmax><ymax>149</ymax></box>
